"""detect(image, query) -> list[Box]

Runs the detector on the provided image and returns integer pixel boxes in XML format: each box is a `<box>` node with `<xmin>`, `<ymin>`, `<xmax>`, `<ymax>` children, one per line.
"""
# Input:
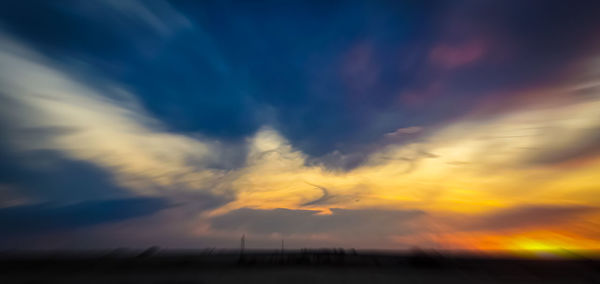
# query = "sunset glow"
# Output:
<box><xmin>1</xmin><ymin>0</ymin><xmax>600</xmax><ymax>254</ymax></box>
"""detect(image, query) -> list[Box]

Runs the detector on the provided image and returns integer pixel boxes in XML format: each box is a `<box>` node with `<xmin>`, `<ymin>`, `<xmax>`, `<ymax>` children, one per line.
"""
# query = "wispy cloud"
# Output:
<box><xmin>300</xmin><ymin>184</ymin><xmax>334</xmax><ymax>207</ymax></box>
<box><xmin>74</xmin><ymin>0</ymin><xmax>191</xmax><ymax>36</ymax></box>
<box><xmin>2</xmin><ymin>18</ymin><xmax>600</xmax><ymax>249</ymax></box>
<box><xmin>0</xmin><ymin>33</ymin><xmax>228</xmax><ymax>199</ymax></box>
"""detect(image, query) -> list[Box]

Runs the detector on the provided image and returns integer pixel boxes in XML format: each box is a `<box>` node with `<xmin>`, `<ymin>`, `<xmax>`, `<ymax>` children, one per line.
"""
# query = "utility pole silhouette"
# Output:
<box><xmin>281</xmin><ymin>239</ymin><xmax>284</xmax><ymax>253</ymax></box>
<box><xmin>238</xmin><ymin>234</ymin><xmax>246</xmax><ymax>264</ymax></box>
<box><xmin>241</xmin><ymin>234</ymin><xmax>245</xmax><ymax>253</ymax></box>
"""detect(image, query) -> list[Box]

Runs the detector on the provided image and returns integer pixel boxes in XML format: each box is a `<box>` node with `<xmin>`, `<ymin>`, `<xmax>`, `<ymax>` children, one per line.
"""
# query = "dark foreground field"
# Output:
<box><xmin>1</xmin><ymin>249</ymin><xmax>599</xmax><ymax>283</ymax></box>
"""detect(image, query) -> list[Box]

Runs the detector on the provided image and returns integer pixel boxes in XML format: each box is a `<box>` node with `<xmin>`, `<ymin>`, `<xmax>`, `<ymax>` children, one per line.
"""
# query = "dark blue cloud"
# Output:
<box><xmin>0</xmin><ymin>197</ymin><xmax>170</xmax><ymax>235</ymax></box>
<box><xmin>0</xmin><ymin>147</ymin><xmax>129</xmax><ymax>203</ymax></box>
<box><xmin>1</xmin><ymin>0</ymin><xmax>600</xmax><ymax>170</ymax></box>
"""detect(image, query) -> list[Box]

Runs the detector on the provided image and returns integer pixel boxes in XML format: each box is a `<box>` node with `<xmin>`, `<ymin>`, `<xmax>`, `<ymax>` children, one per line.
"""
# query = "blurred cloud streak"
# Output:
<box><xmin>1</xmin><ymin>1</ymin><xmax>600</xmax><ymax>250</ymax></box>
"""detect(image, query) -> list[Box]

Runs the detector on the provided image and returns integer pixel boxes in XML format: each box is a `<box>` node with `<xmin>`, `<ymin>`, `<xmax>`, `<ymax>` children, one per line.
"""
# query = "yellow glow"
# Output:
<box><xmin>512</xmin><ymin>239</ymin><xmax>563</xmax><ymax>251</ymax></box>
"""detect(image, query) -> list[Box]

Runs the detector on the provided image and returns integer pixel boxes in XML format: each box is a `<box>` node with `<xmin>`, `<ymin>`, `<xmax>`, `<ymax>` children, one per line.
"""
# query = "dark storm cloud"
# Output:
<box><xmin>0</xmin><ymin>148</ymin><xmax>129</xmax><ymax>203</ymax></box>
<box><xmin>2</xmin><ymin>0</ymin><xmax>600</xmax><ymax>170</ymax></box>
<box><xmin>210</xmin><ymin>207</ymin><xmax>424</xmax><ymax>237</ymax></box>
<box><xmin>465</xmin><ymin>205</ymin><xmax>598</xmax><ymax>231</ymax></box>
<box><xmin>0</xmin><ymin>197</ymin><xmax>170</xmax><ymax>235</ymax></box>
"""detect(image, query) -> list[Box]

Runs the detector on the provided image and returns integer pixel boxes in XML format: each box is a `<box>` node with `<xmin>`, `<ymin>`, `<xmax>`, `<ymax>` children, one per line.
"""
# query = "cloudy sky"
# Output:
<box><xmin>1</xmin><ymin>0</ymin><xmax>600</xmax><ymax>252</ymax></box>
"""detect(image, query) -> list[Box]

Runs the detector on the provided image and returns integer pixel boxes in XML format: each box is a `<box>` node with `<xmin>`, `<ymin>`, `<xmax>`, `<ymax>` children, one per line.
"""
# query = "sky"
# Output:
<box><xmin>1</xmin><ymin>0</ymin><xmax>600</xmax><ymax>253</ymax></box>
